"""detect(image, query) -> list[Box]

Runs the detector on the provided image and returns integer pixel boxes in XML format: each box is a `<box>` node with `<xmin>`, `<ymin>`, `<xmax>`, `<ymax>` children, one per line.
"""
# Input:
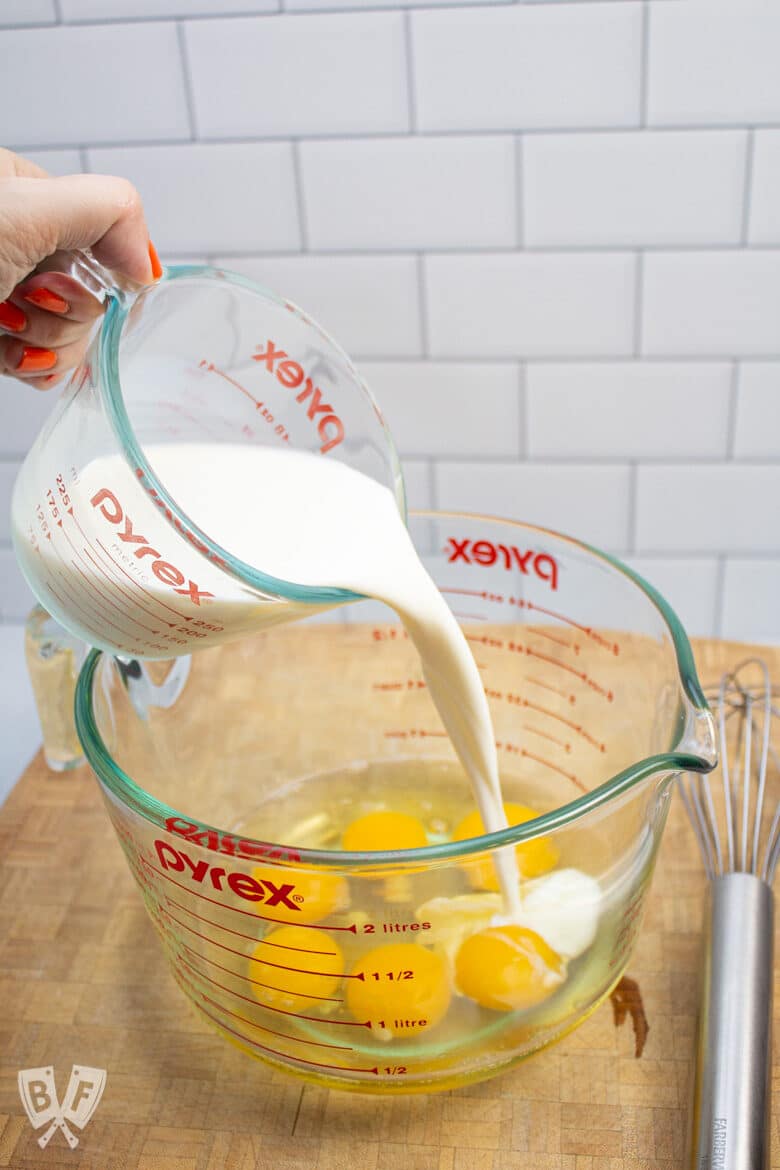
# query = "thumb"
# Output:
<box><xmin>0</xmin><ymin>172</ymin><xmax>158</xmax><ymax>297</ymax></box>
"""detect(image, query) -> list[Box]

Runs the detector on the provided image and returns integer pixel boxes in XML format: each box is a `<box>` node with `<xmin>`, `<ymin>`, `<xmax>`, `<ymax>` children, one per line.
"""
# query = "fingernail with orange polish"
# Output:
<box><xmin>17</xmin><ymin>347</ymin><xmax>57</xmax><ymax>373</ymax></box>
<box><xmin>0</xmin><ymin>300</ymin><xmax>27</xmax><ymax>333</ymax></box>
<box><xmin>23</xmin><ymin>287</ymin><xmax>70</xmax><ymax>314</ymax></box>
<box><xmin>148</xmin><ymin>241</ymin><xmax>162</xmax><ymax>281</ymax></box>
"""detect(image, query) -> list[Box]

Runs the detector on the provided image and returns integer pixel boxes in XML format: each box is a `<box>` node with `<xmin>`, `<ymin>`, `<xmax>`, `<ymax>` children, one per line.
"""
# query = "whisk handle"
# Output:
<box><xmin>690</xmin><ymin>872</ymin><xmax>774</xmax><ymax>1170</ymax></box>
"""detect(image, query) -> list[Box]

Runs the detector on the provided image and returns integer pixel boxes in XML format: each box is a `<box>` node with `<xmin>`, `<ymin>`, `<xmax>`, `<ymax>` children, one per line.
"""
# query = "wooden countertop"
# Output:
<box><xmin>1</xmin><ymin>638</ymin><xmax>778</xmax><ymax>1170</ymax></box>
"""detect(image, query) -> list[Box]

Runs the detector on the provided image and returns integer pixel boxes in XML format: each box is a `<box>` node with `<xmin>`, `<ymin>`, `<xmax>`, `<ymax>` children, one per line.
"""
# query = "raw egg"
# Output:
<box><xmin>251</xmin><ymin>864</ymin><xmax>348</xmax><ymax>925</ymax></box>
<box><xmin>342</xmin><ymin>811</ymin><xmax>428</xmax><ymax>852</ymax></box>
<box><xmin>249</xmin><ymin>924</ymin><xmax>344</xmax><ymax>1012</ymax></box>
<box><xmin>346</xmin><ymin>942</ymin><xmax>451</xmax><ymax>1037</ymax></box>
<box><xmin>455</xmin><ymin>924</ymin><xmax>565</xmax><ymax>1012</ymax></box>
<box><xmin>453</xmin><ymin>803</ymin><xmax>559</xmax><ymax>890</ymax></box>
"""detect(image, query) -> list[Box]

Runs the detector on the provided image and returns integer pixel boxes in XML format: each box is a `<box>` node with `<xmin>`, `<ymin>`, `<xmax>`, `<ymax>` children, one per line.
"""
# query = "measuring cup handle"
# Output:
<box><xmin>61</xmin><ymin>248</ymin><xmax>146</xmax><ymax>304</ymax></box>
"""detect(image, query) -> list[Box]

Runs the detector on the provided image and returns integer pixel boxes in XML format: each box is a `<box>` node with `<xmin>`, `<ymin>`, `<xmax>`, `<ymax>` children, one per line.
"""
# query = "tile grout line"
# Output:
<box><xmin>714</xmin><ymin>555</ymin><xmax>727</xmax><ymax>637</ymax></box>
<box><xmin>633</xmin><ymin>252</ymin><xmax>644</xmax><ymax>357</ymax></box>
<box><xmin>52</xmin><ymin>0</ymin><xmax>63</xmax><ymax>22</ymax></box>
<box><xmin>627</xmin><ymin>462</ymin><xmax>638</xmax><ymax>554</ymax></box>
<box><xmin>726</xmin><ymin>360</ymin><xmax>740</xmax><ymax>459</ymax></box>
<box><xmin>518</xmin><ymin>362</ymin><xmax>528</xmax><ymax>459</ymax></box>
<box><xmin>417</xmin><ymin>254</ymin><xmax>430</xmax><ymax>358</ymax></box>
<box><xmin>639</xmin><ymin>0</ymin><xmax>650</xmax><ymax>127</ymax></box>
<box><xmin>403</xmin><ymin>9</ymin><xmax>418</xmax><ymax>134</ymax></box>
<box><xmin>291</xmin><ymin>140</ymin><xmax>310</xmax><ymax>252</ymax></box>
<box><xmin>15</xmin><ymin>125</ymin><xmax>780</xmax><ymax>152</ymax></box>
<box><xmin>175</xmin><ymin>21</ymin><xmax>199</xmax><ymax>142</ymax></box>
<box><xmin>740</xmin><ymin>128</ymin><xmax>756</xmax><ymax>245</ymax></box>
<box><xmin>515</xmin><ymin>135</ymin><xmax>524</xmax><ymax>249</ymax></box>
<box><xmin>428</xmin><ymin>458</ymin><xmax>439</xmax><ymax>512</ymax></box>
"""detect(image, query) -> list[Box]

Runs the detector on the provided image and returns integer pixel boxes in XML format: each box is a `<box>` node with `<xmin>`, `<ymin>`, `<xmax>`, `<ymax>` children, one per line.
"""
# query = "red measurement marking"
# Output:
<box><xmin>496</xmin><ymin>742</ymin><xmax>585</xmax><ymax>791</ymax></box>
<box><xmin>173</xmin><ymin>969</ymin><xmax>352</xmax><ymax>1052</ymax></box>
<box><xmin>384</xmin><ymin>730</ymin><xmax>448</xmax><ymax>740</ymax></box>
<box><xmin>522</xmin><ymin>724</ymin><xmax>571</xmax><ymax>753</ymax></box>
<box><xmin>526</xmin><ymin>601</ymin><xmax>620</xmax><ymax>654</ymax></box>
<box><xmin>164</xmin><ymin>897</ymin><xmax>337</xmax><ymax>955</ymax></box>
<box><xmin>522</xmin><ymin>699</ymin><xmax>607</xmax><ymax>752</ymax></box>
<box><xmin>465</xmin><ymin>633</ymin><xmax>504</xmax><ymax>649</ymax></box>
<box><xmin>82</xmin><ymin>544</ymin><xmax>174</xmax><ymax>629</ymax></box>
<box><xmin>97</xmin><ymin>539</ymin><xmax>190</xmax><ymax>621</ymax></box>
<box><xmin>372</xmin><ymin>682</ymin><xmax>403</xmax><ymax>692</ymax></box>
<box><xmin>524</xmin><ymin>647</ymin><xmax>613</xmax><ymax>701</ymax></box>
<box><xmin>524</xmin><ymin>675</ymin><xmax>576</xmax><ymax>704</ymax></box>
<box><xmin>526</xmin><ymin>626</ymin><xmax>574</xmax><ymax>652</ymax></box>
<box><xmin>139</xmin><ymin>855</ymin><xmax>359</xmax><ymax>932</ymax></box>
<box><xmin>200</xmin><ymin>360</ymin><xmax>259</xmax><ymax>407</ymax></box>
<box><xmin>46</xmin><ymin>576</ymin><xmax>108</xmax><ymax>645</ymax></box>
<box><xmin>177</xmin><ymin>950</ymin><xmax>369</xmax><ymax>1027</ymax></box>
<box><xmin>151</xmin><ymin>917</ymin><xmax>342</xmax><ymax>1005</ymax></box>
<box><xmin>372</xmin><ymin>680</ymin><xmax>425</xmax><ymax>692</ymax></box>
<box><xmin>441</xmin><ymin>587</ymin><xmax>504</xmax><ymax>603</ymax></box>
<box><xmin>69</xmin><ymin>559</ymin><xmax>158</xmax><ymax>640</ymax></box>
<box><xmin>197</xmin><ymin>1003</ymin><xmax>378</xmax><ymax>1075</ymax></box>
<box><xmin>163</xmin><ymin>905</ymin><xmax>363</xmax><ymax>981</ymax></box>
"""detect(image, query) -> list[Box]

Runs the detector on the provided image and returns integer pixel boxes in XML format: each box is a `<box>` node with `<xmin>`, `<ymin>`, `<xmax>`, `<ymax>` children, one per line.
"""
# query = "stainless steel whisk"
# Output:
<box><xmin>679</xmin><ymin>658</ymin><xmax>780</xmax><ymax>1170</ymax></box>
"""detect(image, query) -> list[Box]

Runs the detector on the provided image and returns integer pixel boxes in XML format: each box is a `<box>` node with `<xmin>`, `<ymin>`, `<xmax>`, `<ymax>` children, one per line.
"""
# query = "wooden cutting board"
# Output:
<box><xmin>0</xmin><ymin>638</ymin><xmax>778</xmax><ymax>1170</ymax></box>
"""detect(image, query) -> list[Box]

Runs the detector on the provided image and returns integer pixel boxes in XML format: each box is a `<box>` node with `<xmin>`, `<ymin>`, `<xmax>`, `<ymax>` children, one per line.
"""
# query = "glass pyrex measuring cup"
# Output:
<box><xmin>12</xmin><ymin>257</ymin><xmax>403</xmax><ymax>657</ymax></box>
<box><xmin>75</xmin><ymin>513</ymin><xmax>717</xmax><ymax>1094</ymax></box>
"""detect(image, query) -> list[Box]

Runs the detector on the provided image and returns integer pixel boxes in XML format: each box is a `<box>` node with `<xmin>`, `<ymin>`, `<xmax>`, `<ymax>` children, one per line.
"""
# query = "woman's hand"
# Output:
<box><xmin>0</xmin><ymin>148</ymin><xmax>160</xmax><ymax>389</ymax></box>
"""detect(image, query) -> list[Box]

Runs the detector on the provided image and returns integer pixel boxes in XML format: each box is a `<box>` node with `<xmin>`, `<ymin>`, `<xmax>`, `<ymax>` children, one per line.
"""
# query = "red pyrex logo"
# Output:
<box><xmin>253</xmin><ymin>340</ymin><xmax>345</xmax><ymax>454</ymax></box>
<box><xmin>165</xmin><ymin>816</ymin><xmax>301</xmax><ymax>863</ymax></box>
<box><xmin>154</xmin><ymin>839</ymin><xmax>301</xmax><ymax>911</ymax></box>
<box><xmin>90</xmin><ymin>489</ymin><xmax>214</xmax><ymax>606</ymax></box>
<box><xmin>446</xmin><ymin>538</ymin><xmax>559</xmax><ymax>591</ymax></box>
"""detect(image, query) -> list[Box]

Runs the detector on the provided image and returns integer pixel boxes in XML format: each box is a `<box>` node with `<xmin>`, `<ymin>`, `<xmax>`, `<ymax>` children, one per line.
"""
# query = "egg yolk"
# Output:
<box><xmin>455</xmin><ymin>924</ymin><xmax>565</xmax><ymax>1012</ymax></box>
<box><xmin>342</xmin><ymin>811</ymin><xmax>428</xmax><ymax>852</ymax></box>
<box><xmin>251</xmin><ymin>864</ymin><xmax>348</xmax><ymax>925</ymax></box>
<box><xmin>346</xmin><ymin>943</ymin><xmax>451</xmax><ymax>1036</ymax></box>
<box><xmin>249</xmin><ymin>925</ymin><xmax>344</xmax><ymax>1012</ymax></box>
<box><xmin>453</xmin><ymin>803</ymin><xmax>559</xmax><ymax>890</ymax></box>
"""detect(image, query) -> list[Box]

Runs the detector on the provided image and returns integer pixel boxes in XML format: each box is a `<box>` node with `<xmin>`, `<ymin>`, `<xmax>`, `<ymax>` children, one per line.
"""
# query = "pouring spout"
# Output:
<box><xmin>680</xmin><ymin>696</ymin><xmax>718</xmax><ymax>772</ymax></box>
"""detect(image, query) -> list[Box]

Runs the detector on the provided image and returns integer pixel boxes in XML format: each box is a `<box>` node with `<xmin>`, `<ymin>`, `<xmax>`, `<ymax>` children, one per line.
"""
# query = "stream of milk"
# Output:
<box><xmin>135</xmin><ymin>443</ymin><xmax>522</xmax><ymax>916</ymax></box>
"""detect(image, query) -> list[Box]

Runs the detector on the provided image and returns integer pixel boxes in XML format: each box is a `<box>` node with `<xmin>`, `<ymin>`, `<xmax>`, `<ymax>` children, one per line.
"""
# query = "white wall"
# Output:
<box><xmin>1</xmin><ymin>0</ymin><xmax>779</xmax><ymax>642</ymax></box>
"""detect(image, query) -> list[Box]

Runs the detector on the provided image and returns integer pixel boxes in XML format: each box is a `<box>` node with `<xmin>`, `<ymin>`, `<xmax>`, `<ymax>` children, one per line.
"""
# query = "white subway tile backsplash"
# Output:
<box><xmin>0</xmin><ymin>1</ymin><xmax>55</xmax><ymax>25</ymax></box>
<box><xmin>734</xmin><ymin>364</ymin><xmax>780</xmax><ymax>458</ymax></box>
<box><xmin>524</xmin><ymin>130</ymin><xmax>746</xmax><ymax>247</ymax></box>
<box><xmin>358</xmin><ymin>362</ymin><xmax>520</xmax><ymax>459</ymax></box>
<box><xmin>0</xmin><ymin>24</ymin><xmax>189</xmax><ymax>146</ymax></box>
<box><xmin>18</xmin><ymin>149</ymin><xmax>83</xmax><ymax>176</ymax></box>
<box><xmin>0</xmin><ymin>378</ymin><xmax>55</xmax><ymax>458</ymax></box>
<box><xmin>722</xmin><ymin>559</ymin><xmax>780</xmax><ymax>644</ymax></box>
<box><xmin>185</xmin><ymin>13</ymin><xmax>408</xmax><ymax>139</ymax></box>
<box><xmin>300</xmin><ymin>137</ymin><xmax>516</xmax><ymax>252</ymax></box>
<box><xmin>749</xmin><ymin>131</ymin><xmax>780</xmax><ymax>245</ymax></box>
<box><xmin>642</xmin><ymin>252</ymin><xmax>780</xmax><ymax>357</ymax></box>
<box><xmin>426</xmin><ymin>253</ymin><xmax>635</xmax><ymax>358</ymax></box>
<box><xmin>623</xmin><ymin>556</ymin><xmax>720</xmax><ymax>640</ymax></box>
<box><xmin>220</xmin><ymin>254</ymin><xmax>422</xmax><ymax>357</ymax></box>
<box><xmin>435</xmin><ymin>462</ymin><xmax>631</xmax><ymax>551</ymax></box>
<box><xmin>87</xmin><ymin>144</ymin><xmax>300</xmax><ymax>253</ymax></box>
<box><xmin>0</xmin><ymin>548</ymin><xmax>34</xmax><ymax>623</ymax></box>
<box><xmin>63</xmin><ymin>0</ymin><xmax>277</xmax><ymax>16</ymax></box>
<box><xmin>0</xmin><ymin>0</ymin><xmax>779</xmax><ymax>642</ymax></box>
<box><xmin>648</xmin><ymin>3</ymin><xmax>780</xmax><ymax>127</ymax></box>
<box><xmin>636</xmin><ymin>464</ymin><xmax>780</xmax><ymax>554</ymax></box>
<box><xmin>526</xmin><ymin>362</ymin><xmax>731</xmax><ymax>459</ymax></box>
<box><xmin>413</xmin><ymin>5</ymin><xmax>641</xmax><ymax>132</ymax></box>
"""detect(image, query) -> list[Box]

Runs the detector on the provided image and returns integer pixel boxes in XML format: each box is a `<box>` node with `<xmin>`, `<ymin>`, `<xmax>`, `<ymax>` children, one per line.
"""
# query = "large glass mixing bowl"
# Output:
<box><xmin>75</xmin><ymin>513</ymin><xmax>716</xmax><ymax>1094</ymax></box>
